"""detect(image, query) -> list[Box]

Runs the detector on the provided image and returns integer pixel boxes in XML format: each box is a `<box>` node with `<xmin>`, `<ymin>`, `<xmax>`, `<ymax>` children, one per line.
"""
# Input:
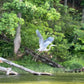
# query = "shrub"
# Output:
<box><xmin>69</xmin><ymin>63</ymin><xmax>83</xmax><ymax>69</ymax></box>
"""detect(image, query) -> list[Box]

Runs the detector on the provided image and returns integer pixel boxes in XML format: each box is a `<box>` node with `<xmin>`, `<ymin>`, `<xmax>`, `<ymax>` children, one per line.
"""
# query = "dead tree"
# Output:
<box><xmin>0</xmin><ymin>57</ymin><xmax>52</xmax><ymax>76</ymax></box>
<box><xmin>14</xmin><ymin>23</ymin><xmax>21</xmax><ymax>54</ymax></box>
<box><xmin>25</xmin><ymin>48</ymin><xmax>64</xmax><ymax>68</ymax></box>
<box><xmin>14</xmin><ymin>0</ymin><xmax>22</xmax><ymax>54</ymax></box>
<box><xmin>0</xmin><ymin>66</ymin><xmax>18</xmax><ymax>75</ymax></box>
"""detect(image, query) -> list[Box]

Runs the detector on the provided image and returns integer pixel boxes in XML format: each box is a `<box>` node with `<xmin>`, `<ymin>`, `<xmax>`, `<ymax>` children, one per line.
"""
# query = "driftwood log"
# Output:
<box><xmin>25</xmin><ymin>48</ymin><xmax>64</xmax><ymax>68</ymax></box>
<box><xmin>0</xmin><ymin>57</ymin><xmax>52</xmax><ymax>76</ymax></box>
<box><xmin>0</xmin><ymin>66</ymin><xmax>18</xmax><ymax>75</ymax></box>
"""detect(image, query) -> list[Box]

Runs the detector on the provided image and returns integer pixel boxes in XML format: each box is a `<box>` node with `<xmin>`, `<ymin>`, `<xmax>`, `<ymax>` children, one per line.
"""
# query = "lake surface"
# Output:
<box><xmin>0</xmin><ymin>73</ymin><xmax>84</xmax><ymax>84</ymax></box>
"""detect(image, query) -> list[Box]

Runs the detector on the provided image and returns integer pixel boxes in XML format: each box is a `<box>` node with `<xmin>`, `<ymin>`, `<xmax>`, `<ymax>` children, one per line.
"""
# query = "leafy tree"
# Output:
<box><xmin>0</xmin><ymin>0</ymin><xmax>83</xmax><ymax>68</ymax></box>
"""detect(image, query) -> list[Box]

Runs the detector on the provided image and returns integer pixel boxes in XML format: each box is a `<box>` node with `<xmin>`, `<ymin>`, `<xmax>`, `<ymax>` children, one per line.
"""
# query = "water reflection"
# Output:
<box><xmin>0</xmin><ymin>73</ymin><xmax>84</xmax><ymax>84</ymax></box>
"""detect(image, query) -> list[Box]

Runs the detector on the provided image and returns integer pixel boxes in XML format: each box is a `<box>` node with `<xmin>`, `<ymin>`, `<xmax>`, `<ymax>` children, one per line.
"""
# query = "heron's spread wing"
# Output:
<box><xmin>36</xmin><ymin>30</ymin><xmax>43</xmax><ymax>39</ymax></box>
<box><xmin>44</xmin><ymin>37</ymin><xmax>54</xmax><ymax>48</ymax></box>
<box><xmin>36</xmin><ymin>30</ymin><xmax>44</xmax><ymax>48</ymax></box>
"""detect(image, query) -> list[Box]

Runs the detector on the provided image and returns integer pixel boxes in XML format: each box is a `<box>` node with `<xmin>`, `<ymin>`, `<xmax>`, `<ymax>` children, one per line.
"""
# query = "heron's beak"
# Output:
<box><xmin>51</xmin><ymin>45</ymin><xmax>57</xmax><ymax>46</ymax></box>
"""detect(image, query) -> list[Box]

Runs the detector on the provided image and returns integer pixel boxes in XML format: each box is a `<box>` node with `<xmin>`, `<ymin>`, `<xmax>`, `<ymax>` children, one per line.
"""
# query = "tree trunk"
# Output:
<box><xmin>64</xmin><ymin>0</ymin><xmax>68</xmax><ymax>14</ymax></box>
<box><xmin>64</xmin><ymin>0</ymin><xmax>67</xmax><ymax>6</ymax></box>
<box><xmin>0</xmin><ymin>57</ymin><xmax>52</xmax><ymax>76</ymax></box>
<box><xmin>82</xmin><ymin>7</ymin><xmax>84</xmax><ymax>23</ymax></box>
<box><xmin>14</xmin><ymin>0</ymin><xmax>22</xmax><ymax>54</ymax></box>
<box><xmin>72</xmin><ymin>0</ymin><xmax>75</xmax><ymax>8</ymax></box>
<box><xmin>0</xmin><ymin>66</ymin><xmax>18</xmax><ymax>75</ymax></box>
<box><xmin>14</xmin><ymin>22</ymin><xmax>21</xmax><ymax>54</ymax></box>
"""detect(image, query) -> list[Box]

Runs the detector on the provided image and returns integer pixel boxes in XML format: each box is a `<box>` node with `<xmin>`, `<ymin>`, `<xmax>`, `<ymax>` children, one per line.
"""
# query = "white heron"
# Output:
<box><xmin>36</xmin><ymin>29</ymin><xmax>56</xmax><ymax>51</ymax></box>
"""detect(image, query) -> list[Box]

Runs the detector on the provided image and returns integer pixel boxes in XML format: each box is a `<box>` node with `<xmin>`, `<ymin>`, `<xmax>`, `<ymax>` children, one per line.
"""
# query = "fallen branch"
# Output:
<box><xmin>25</xmin><ymin>48</ymin><xmax>64</xmax><ymax>68</ymax></box>
<box><xmin>0</xmin><ymin>57</ymin><xmax>52</xmax><ymax>76</ymax></box>
<box><xmin>0</xmin><ymin>66</ymin><xmax>18</xmax><ymax>75</ymax></box>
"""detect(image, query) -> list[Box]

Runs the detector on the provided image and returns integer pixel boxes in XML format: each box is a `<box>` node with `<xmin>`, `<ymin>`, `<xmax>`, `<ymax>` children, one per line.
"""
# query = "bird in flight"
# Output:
<box><xmin>36</xmin><ymin>29</ymin><xmax>55</xmax><ymax>51</ymax></box>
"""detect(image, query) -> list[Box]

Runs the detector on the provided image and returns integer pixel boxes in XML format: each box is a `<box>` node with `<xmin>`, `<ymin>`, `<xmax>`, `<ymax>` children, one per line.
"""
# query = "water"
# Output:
<box><xmin>0</xmin><ymin>73</ymin><xmax>84</xmax><ymax>84</ymax></box>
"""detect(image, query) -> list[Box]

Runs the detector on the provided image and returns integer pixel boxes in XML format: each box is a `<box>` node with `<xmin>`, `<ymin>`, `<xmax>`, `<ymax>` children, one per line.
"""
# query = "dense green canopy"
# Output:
<box><xmin>0</xmin><ymin>0</ymin><xmax>84</xmax><ymax>69</ymax></box>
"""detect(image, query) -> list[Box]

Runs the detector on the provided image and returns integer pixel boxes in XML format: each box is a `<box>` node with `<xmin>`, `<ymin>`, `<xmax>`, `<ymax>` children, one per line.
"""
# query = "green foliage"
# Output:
<box><xmin>3</xmin><ymin>0</ymin><xmax>60</xmax><ymax>21</ymax></box>
<box><xmin>70</xmin><ymin>23</ymin><xmax>84</xmax><ymax>57</ymax></box>
<box><xmin>51</xmin><ymin>41</ymin><xmax>71</xmax><ymax>62</ymax></box>
<box><xmin>69</xmin><ymin>63</ymin><xmax>82</xmax><ymax>69</ymax></box>
<box><xmin>47</xmin><ymin>8</ymin><xmax>60</xmax><ymax>20</ymax></box>
<box><xmin>63</xmin><ymin>61</ymin><xmax>83</xmax><ymax>69</ymax></box>
<box><xmin>0</xmin><ymin>0</ymin><xmax>84</xmax><ymax>70</ymax></box>
<box><xmin>81</xmin><ymin>0</ymin><xmax>84</xmax><ymax>6</ymax></box>
<box><xmin>62</xmin><ymin>56</ymin><xmax>84</xmax><ymax>69</ymax></box>
<box><xmin>0</xmin><ymin>12</ymin><xmax>24</xmax><ymax>36</ymax></box>
<box><xmin>21</xmin><ymin>22</ymin><xmax>53</xmax><ymax>49</ymax></box>
<box><xmin>0</xmin><ymin>40</ymin><xmax>14</xmax><ymax>58</ymax></box>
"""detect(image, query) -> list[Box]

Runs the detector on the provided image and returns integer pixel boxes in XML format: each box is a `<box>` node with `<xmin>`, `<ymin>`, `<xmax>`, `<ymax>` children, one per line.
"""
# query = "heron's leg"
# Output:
<box><xmin>32</xmin><ymin>52</ymin><xmax>41</xmax><ymax>62</ymax></box>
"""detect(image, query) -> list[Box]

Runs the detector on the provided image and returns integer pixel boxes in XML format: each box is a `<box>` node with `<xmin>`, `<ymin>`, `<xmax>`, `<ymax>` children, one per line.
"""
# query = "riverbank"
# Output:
<box><xmin>0</xmin><ymin>56</ymin><xmax>64</xmax><ymax>74</ymax></box>
<box><xmin>0</xmin><ymin>55</ymin><xmax>84</xmax><ymax>75</ymax></box>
